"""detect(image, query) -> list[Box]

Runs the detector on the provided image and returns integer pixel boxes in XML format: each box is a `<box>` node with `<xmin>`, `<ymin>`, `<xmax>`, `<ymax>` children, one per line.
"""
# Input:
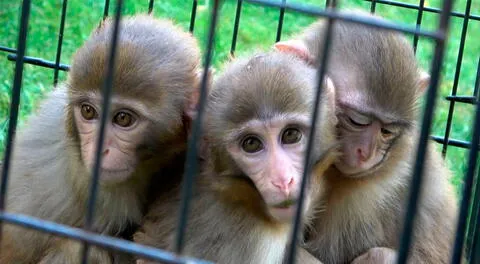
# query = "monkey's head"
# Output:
<box><xmin>275</xmin><ymin>14</ymin><xmax>429</xmax><ymax>178</ymax></box>
<box><xmin>205</xmin><ymin>52</ymin><xmax>337</xmax><ymax>223</ymax></box>
<box><xmin>66</xmin><ymin>15</ymin><xmax>201</xmax><ymax>184</ymax></box>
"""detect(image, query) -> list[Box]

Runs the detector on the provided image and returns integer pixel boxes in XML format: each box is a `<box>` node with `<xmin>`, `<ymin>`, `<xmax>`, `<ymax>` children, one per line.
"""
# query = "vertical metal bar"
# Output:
<box><xmin>53</xmin><ymin>0</ymin><xmax>68</xmax><ymax>86</ymax></box>
<box><xmin>450</xmin><ymin>54</ymin><xmax>480</xmax><ymax>264</ymax></box>
<box><xmin>396</xmin><ymin>0</ymin><xmax>454</xmax><ymax>263</ymax></box>
<box><xmin>148</xmin><ymin>0</ymin><xmax>154</xmax><ymax>14</ymax></box>
<box><xmin>370</xmin><ymin>0</ymin><xmax>377</xmax><ymax>13</ymax></box>
<box><xmin>441</xmin><ymin>0</ymin><xmax>472</xmax><ymax>156</ymax></box>
<box><xmin>285</xmin><ymin>11</ymin><xmax>336</xmax><ymax>264</ymax></box>
<box><xmin>189</xmin><ymin>0</ymin><xmax>198</xmax><ymax>33</ymax></box>
<box><xmin>0</xmin><ymin>0</ymin><xmax>31</xmax><ymax>245</ymax></box>
<box><xmin>464</xmin><ymin>58</ymin><xmax>480</xmax><ymax>262</ymax></box>
<box><xmin>174</xmin><ymin>0</ymin><xmax>219</xmax><ymax>254</ymax></box>
<box><xmin>103</xmin><ymin>0</ymin><xmax>110</xmax><ymax>19</ymax></box>
<box><xmin>230</xmin><ymin>0</ymin><xmax>243</xmax><ymax>55</ymax></box>
<box><xmin>80</xmin><ymin>0</ymin><xmax>123</xmax><ymax>263</ymax></box>
<box><xmin>471</xmin><ymin>202</ymin><xmax>480</xmax><ymax>264</ymax></box>
<box><xmin>412</xmin><ymin>0</ymin><xmax>426</xmax><ymax>54</ymax></box>
<box><xmin>275</xmin><ymin>0</ymin><xmax>286</xmax><ymax>42</ymax></box>
<box><xmin>474</xmin><ymin>57</ymin><xmax>480</xmax><ymax>99</ymax></box>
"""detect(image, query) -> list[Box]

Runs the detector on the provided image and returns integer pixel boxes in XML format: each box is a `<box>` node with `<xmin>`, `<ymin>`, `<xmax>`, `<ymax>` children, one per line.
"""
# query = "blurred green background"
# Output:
<box><xmin>0</xmin><ymin>0</ymin><xmax>479</xmax><ymax>192</ymax></box>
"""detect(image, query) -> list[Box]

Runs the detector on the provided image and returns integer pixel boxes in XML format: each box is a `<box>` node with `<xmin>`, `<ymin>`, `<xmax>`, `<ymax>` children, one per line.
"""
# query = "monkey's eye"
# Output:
<box><xmin>241</xmin><ymin>136</ymin><xmax>264</xmax><ymax>153</ymax></box>
<box><xmin>348</xmin><ymin>117</ymin><xmax>369</xmax><ymax>127</ymax></box>
<box><xmin>80</xmin><ymin>104</ymin><xmax>98</xmax><ymax>120</ymax></box>
<box><xmin>281</xmin><ymin>128</ymin><xmax>302</xmax><ymax>144</ymax></box>
<box><xmin>381</xmin><ymin>128</ymin><xmax>394</xmax><ymax>137</ymax></box>
<box><xmin>113</xmin><ymin>111</ymin><xmax>135</xmax><ymax>127</ymax></box>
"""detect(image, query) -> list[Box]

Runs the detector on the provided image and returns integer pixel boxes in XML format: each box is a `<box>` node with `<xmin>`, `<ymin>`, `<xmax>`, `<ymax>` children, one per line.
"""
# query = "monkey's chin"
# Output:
<box><xmin>97</xmin><ymin>169</ymin><xmax>134</xmax><ymax>184</ymax></box>
<box><xmin>268</xmin><ymin>205</ymin><xmax>297</xmax><ymax>223</ymax></box>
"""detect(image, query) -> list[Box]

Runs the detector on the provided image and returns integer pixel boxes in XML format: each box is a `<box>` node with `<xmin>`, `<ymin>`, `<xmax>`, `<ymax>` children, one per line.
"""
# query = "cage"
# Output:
<box><xmin>0</xmin><ymin>0</ymin><xmax>479</xmax><ymax>263</ymax></box>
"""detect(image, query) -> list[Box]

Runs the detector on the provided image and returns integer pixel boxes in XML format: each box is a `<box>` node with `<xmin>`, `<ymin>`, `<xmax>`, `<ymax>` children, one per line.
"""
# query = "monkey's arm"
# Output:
<box><xmin>295</xmin><ymin>246</ymin><xmax>324</xmax><ymax>264</ymax></box>
<box><xmin>37</xmin><ymin>239</ymin><xmax>112</xmax><ymax>264</ymax></box>
<box><xmin>351</xmin><ymin>247</ymin><xmax>396</xmax><ymax>264</ymax></box>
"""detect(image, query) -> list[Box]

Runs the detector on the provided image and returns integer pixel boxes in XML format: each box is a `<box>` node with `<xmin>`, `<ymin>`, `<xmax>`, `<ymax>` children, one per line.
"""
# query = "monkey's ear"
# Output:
<box><xmin>323</xmin><ymin>76</ymin><xmax>336</xmax><ymax>105</ymax></box>
<box><xmin>186</xmin><ymin>68</ymin><xmax>214</xmax><ymax>120</ymax></box>
<box><xmin>274</xmin><ymin>40</ymin><xmax>313</xmax><ymax>64</ymax></box>
<box><xmin>417</xmin><ymin>70</ymin><xmax>430</xmax><ymax>95</ymax></box>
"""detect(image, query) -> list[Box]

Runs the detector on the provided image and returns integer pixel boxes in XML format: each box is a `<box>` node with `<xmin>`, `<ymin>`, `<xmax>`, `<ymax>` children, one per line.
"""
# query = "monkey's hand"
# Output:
<box><xmin>38</xmin><ymin>239</ymin><xmax>112</xmax><ymax>264</ymax></box>
<box><xmin>351</xmin><ymin>247</ymin><xmax>397</xmax><ymax>264</ymax></box>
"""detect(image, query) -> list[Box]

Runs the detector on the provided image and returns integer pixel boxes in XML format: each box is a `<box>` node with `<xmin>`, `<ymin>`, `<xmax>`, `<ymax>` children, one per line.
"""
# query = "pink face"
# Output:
<box><xmin>73</xmin><ymin>94</ymin><xmax>152</xmax><ymax>183</ymax></box>
<box><xmin>226</xmin><ymin>114</ymin><xmax>313</xmax><ymax>223</ymax></box>
<box><xmin>335</xmin><ymin>107</ymin><xmax>401</xmax><ymax>177</ymax></box>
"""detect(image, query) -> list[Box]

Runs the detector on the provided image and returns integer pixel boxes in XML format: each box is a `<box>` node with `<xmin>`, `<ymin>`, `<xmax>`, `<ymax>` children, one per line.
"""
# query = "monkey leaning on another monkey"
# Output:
<box><xmin>133</xmin><ymin>51</ymin><xmax>340</xmax><ymax>264</ymax></box>
<box><xmin>275</xmin><ymin>10</ymin><xmax>459</xmax><ymax>264</ymax></box>
<box><xmin>0</xmin><ymin>14</ymin><xmax>202</xmax><ymax>264</ymax></box>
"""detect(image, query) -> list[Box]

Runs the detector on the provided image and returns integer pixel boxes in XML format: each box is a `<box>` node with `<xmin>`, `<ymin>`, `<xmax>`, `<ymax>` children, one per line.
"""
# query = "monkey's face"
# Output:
<box><xmin>334</xmin><ymin>107</ymin><xmax>402</xmax><ymax>178</ymax></box>
<box><xmin>72</xmin><ymin>95</ymin><xmax>153</xmax><ymax>184</ymax></box>
<box><xmin>225</xmin><ymin>114</ymin><xmax>313</xmax><ymax>223</ymax></box>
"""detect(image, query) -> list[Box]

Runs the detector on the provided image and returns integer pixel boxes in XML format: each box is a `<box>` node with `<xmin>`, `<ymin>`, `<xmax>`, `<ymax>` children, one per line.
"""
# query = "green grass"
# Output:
<box><xmin>0</xmin><ymin>0</ymin><xmax>479</xmax><ymax>191</ymax></box>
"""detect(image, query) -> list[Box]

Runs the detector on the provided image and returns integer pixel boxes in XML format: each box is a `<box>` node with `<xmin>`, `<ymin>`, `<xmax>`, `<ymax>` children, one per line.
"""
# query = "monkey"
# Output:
<box><xmin>133</xmin><ymin>51</ymin><xmax>340</xmax><ymax>264</ymax></box>
<box><xmin>0</xmin><ymin>14</ymin><xmax>201</xmax><ymax>264</ymax></box>
<box><xmin>274</xmin><ymin>10</ymin><xmax>459</xmax><ymax>264</ymax></box>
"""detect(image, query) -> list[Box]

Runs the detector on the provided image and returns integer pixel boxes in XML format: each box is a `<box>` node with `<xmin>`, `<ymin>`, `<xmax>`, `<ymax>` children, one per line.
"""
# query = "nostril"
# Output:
<box><xmin>287</xmin><ymin>177</ymin><xmax>294</xmax><ymax>187</ymax></box>
<box><xmin>103</xmin><ymin>149</ymin><xmax>110</xmax><ymax>155</ymax></box>
<box><xmin>357</xmin><ymin>148</ymin><xmax>366</xmax><ymax>161</ymax></box>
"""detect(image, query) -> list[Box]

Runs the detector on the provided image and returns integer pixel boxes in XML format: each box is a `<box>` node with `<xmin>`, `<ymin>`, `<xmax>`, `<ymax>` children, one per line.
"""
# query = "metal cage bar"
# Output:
<box><xmin>0</xmin><ymin>0</ymin><xmax>31</xmax><ymax>246</ymax></box>
<box><xmin>148</xmin><ymin>0</ymin><xmax>155</xmax><ymax>14</ymax></box>
<box><xmin>412</xmin><ymin>0</ymin><xmax>426</xmax><ymax>53</ymax></box>
<box><xmin>80</xmin><ymin>0</ymin><xmax>124</xmax><ymax>262</ymax></box>
<box><xmin>53</xmin><ymin>0</ymin><xmax>68</xmax><ymax>86</ymax></box>
<box><xmin>174</xmin><ymin>0</ymin><xmax>220</xmax><ymax>255</ymax></box>
<box><xmin>285</xmin><ymin>5</ymin><xmax>335</xmax><ymax>264</ymax></box>
<box><xmin>397</xmin><ymin>0</ymin><xmax>453</xmax><ymax>262</ymax></box>
<box><xmin>451</xmin><ymin>56</ymin><xmax>480</xmax><ymax>264</ymax></box>
<box><xmin>0</xmin><ymin>0</ymin><xmax>478</xmax><ymax>263</ymax></box>
<box><xmin>441</xmin><ymin>0</ymin><xmax>473</xmax><ymax>156</ymax></box>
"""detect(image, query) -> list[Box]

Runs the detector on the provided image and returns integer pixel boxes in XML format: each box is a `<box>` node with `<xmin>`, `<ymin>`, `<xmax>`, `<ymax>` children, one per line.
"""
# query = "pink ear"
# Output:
<box><xmin>417</xmin><ymin>71</ymin><xmax>430</xmax><ymax>94</ymax></box>
<box><xmin>186</xmin><ymin>68</ymin><xmax>214</xmax><ymax>121</ymax></box>
<box><xmin>274</xmin><ymin>40</ymin><xmax>314</xmax><ymax>65</ymax></box>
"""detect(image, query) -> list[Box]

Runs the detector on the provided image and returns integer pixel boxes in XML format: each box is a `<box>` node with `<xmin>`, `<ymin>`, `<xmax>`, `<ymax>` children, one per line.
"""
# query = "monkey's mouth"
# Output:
<box><xmin>272</xmin><ymin>199</ymin><xmax>297</xmax><ymax>209</ymax></box>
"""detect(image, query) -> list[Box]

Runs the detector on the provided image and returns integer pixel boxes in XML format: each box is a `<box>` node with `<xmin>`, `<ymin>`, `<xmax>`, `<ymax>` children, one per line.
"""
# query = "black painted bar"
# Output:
<box><xmin>441</xmin><ymin>0</ymin><xmax>472</xmax><ymax>156</ymax></box>
<box><xmin>412</xmin><ymin>0</ymin><xmax>426</xmax><ymax>53</ymax></box>
<box><xmin>174</xmin><ymin>0</ymin><xmax>219</xmax><ymax>255</ymax></box>
<box><xmin>53</xmin><ymin>0</ymin><xmax>68</xmax><ymax>86</ymax></box>
<box><xmin>275</xmin><ymin>0</ymin><xmax>286</xmax><ymax>42</ymax></box>
<box><xmin>189</xmin><ymin>0</ymin><xmax>198</xmax><ymax>33</ymax></box>
<box><xmin>230</xmin><ymin>0</ymin><xmax>243</xmax><ymax>55</ymax></box>
<box><xmin>0</xmin><ymin>0</ymin><xmax>31</xmax><ymax>248</ymax></box>
<box><xmin>80</xmin><ymin>0</ymin><xmax>124</xmax><ymax>263</ymax></box>
<box><xmin>285</xmin><ymin>6</ymin><xmax>335</xmax><ymax>264</ymax></box>
<box><xmin>7</xmin><ymin>54</ymin><xmax>70</xmax><ymax>71</ymax></box>
<box><xmin>396</xmin><ymin>0</ymin><xmax>454</xmax><ymax>262</ymax></box>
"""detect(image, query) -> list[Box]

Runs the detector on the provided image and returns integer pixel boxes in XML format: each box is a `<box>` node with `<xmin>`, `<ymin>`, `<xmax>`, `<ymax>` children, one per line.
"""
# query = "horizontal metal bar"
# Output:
<box><xmin>364</xmin><ymin>0</ymin><xmax>480</xmax><ymax>21</ymax></box>
<box><xmin>445</xmin><ymin>95</ymin><xmax>477</xmax><ymax>105</ymax></box>
<box><xmin>0</xmin><ymin>46</ymin><xmax>16</xmax><ymax>53</ymax></box>
<box><xmin>431</xmin><ymin>135</ymin><xmax>477</xmax><ymax>150</ymax></box>
<box><xmin>0</xmin><ymin>212</ymin><xmax>212</xmax><ymax>264</ymax></box>
<box><xmin>7</xmin><ymin>54</ymin><xmax>70</xmax><ymax>71</ymax></box>
<box><xmin>243</xmin><ymin>0</ymin><xmax>443</xmax><ymax>40</ymax></box>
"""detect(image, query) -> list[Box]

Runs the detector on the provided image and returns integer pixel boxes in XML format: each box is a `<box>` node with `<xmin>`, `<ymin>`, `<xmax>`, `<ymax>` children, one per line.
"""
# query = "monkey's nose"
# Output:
<box><xmin>103</xmin><ymin>149</ymin><xmax>110</xmax><ymax>156</ymax></box>
<box><xmin>272</xmin><ymin>177</ymin><xmax>294</xmax><ymax>195</ymax></box>
<box><xmin>357</xmin><ymin>148</ymin><xmax>370</xmax><ymax>162</ymax></box>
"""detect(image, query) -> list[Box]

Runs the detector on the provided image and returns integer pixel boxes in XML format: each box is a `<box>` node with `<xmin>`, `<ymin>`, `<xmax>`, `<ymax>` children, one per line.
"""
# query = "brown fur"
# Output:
<box><xmin>134</xmin><ymin>51</ymin><xmax>338</xmax><ymax>264</ymax></box>
<box><xmin>289</xmin><ymin>11</ymin><xmax>459</xmax><ymax>264</ymax></box>
<box><xmin>0</xmin><ymin>14</ymin><xmax>200</xmax><ymax>264</ymax></box>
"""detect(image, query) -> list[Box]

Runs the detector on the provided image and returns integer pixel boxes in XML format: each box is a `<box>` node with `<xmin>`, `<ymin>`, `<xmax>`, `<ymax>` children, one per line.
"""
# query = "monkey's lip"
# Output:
<box><xmin>271</xmin><ymin>199</ymin><xmax>297</xmax><ymax>209</ymax></box>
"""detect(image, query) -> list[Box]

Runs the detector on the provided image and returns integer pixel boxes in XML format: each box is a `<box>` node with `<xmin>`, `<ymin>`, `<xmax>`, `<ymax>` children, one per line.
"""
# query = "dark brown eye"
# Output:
<box><xmin>113</xmin><ymin>111</ymin><xmax>135</xmax><ymax>127</ymax></box>
<box><xmin>282</xmin><ymin>128</ymin><xmax>302</xmax><ymax>144</ymax></box>
<box><xmin>80</xmin><ymin>104</ymin><xmax>97</xmax><ymax>120</ymax></box>
<box><xmin>241</xmin><ymin>136</ymin><xmax>263</xmax><ymax>153</ymax></box>
<box><xmin>381</xmin><ymin>128</ymin><xmax>393</xmax><ymax>136</ymax></box>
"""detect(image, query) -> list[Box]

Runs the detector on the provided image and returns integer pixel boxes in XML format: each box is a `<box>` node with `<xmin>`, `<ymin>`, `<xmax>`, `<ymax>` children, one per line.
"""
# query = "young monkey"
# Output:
<box><xmin>276</xmin><ymin>10</ymin><xmax>458</xmax><ymax>264</ymax></box>
<box><xmin>0</xmin><ymin>15</ymin><xmax>201</xmax><ymax>264</ymax></box>
<box><xmin>134</xmin><ymin>51</ymin><xmax>339</xmax><ymax>264</ymax></box>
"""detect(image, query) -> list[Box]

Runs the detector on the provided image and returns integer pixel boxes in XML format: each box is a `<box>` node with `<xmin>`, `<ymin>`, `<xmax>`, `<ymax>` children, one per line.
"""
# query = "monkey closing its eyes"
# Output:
<box><xmin>0</xmin><ymin>14</ymin><xmax>202</xmax><ymax>264</ymax></box>
<box><xmin>134</xmin><ymin>51</ymin><xmax>339</xmax><ymax>264</ymax></box>
<box><xmin>276</xmin><ymin>10</ymin><xmax>458</xmax><ymax>264</ymax></box>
